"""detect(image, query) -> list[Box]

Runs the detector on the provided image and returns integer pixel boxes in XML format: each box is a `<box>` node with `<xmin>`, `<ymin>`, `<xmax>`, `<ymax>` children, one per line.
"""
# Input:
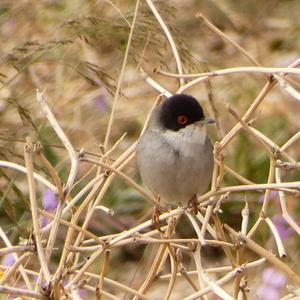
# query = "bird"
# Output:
<box><xmin>136</xmin><ymin>94</ymin><xmax>214</xmax><ymax>209</ymax></box>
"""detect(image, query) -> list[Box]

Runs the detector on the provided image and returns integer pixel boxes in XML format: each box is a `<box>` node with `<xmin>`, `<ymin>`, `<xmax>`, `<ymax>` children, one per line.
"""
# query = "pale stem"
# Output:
<box><xmin>103</xmin><ymin>0</ymin><xmax>131</xmax><ymax>27</ymax></box>
<box><xmin>163</xmin><ymin>234</ymin><xmax>178</xmax><ymax>300</ymax></box>
<box><xmin>195</xmin><ymin>212</ymin><xmax>217</xmax><ymax>239</ymax></box>
<box><xmin>275</xmin><ymin>161</ymin><xmax>300</xmax><ymax>236</ymax></box>
<box><xmin>241</xmin><ymin>201</ymin><xmax>249</xmax><ymax>235</ymax></box>
<box><xmin>36</xmin><ymin>90</ymin><xmax>78</xmax><ymax>195</ymax></box>
<box><xmin>80</xmin><ymin>156</ymin><xmax>160</xmax><ymax>207</ymax></box>
<box><xmin>200</xmin><ymin>271</ymin><xmax>235</xmax><ymax>300</ymax></box>
<box><xmin>0</xmin><ymin>245</ymin><xmax>34</xmax><ymax>256</ymax></box>
<box><xmin>96</xmin><ymin>249</ymin><xmax>110</xmax><ymax>300</ymax></box>
<box><xmin>200</xmin><ymin>142</ymin><xmax>220</xmax><ymax>238</ymax></box>
<box><xmin>280</xmin><ymin>131</ymin><xmax>300</xmax><ymax>152</ymax></box>
<box><xmin>145</xmin><ymin>0</ymin><xmax>184</xmax><ymax>85</ymax></box>
<box><xmin>198</xmin><ymin>181</ymin><xmax>300</xmax><ymax>204</ymax></box>
<box><xmin>225</xmin><ymin>225</ymin><xmax>300</xmax><ymax>285</ymax></box>
<box><xmin>183</xmin><ymin>266</ymin><xmax>244</xmax><ymax>300</ymax></box>
<box><xmin>275</xmin><ymin>74</ymin><xmax>300</xmax><ymax>102</ymax></box>
<box><xmin>0</xmin><ymin>160</ymin><xmax>56</xmax><ymax>191</ymax></box>
<box><xmin>264</xmin><ymin>217</ymin><xmax>286</xmax><ymax>257</ymax></box>
<box><xmin>185</xmin><ymin>211</ymin><xmax>205</xmax><ymax>245</ymax></box>
<box><xmin>195</xmin><ymin>13</ymin><xmax>261</xmax><ymax>67</ymax></box>
<box><xmin>65</xmin><ymin>208</ymin><xmax>185</xmax><ymax>289</ymax></box>
<box><xmin>0</xmin><ymin>252</ymin><xmax>32</xmax><ymax>285</ymax></box>
<box><xmin>159</xmin><ymin>66</ymin><xmax>300</xmax><ymax>79</ymax></box>
<box><xmin>103</xmin><ymin>0</ymin><xmax>140</xmax><ymax>151</ymax></box>
<box><xmin>41</xmin><ymin>174</ymin><xmax>104</xmax><ymax>233</ymax></box>
<box><xmin>73</xmin><ymin>271</ymin><xmax>151</xmax><ymax>300</ymax></box>
<box><xmin>159</xmin><ymin>258</ymin><xmax>266</xmax><ymax>279</ymax></box>
<box><xmin>192</xmin><ymin>247</ymin><xmax>207</xmax><ymax>299</ymax></box>
<box><xmin>140</xmin><ymin>68</ymin><xmax>172</xmax><ymax>97</ymax></box>
<box><xmin>24</xmin><ymin>137</ymin><xmax>51</xmax><ymax>285</ymax></box>
<box><xmin>0</xmin><ymin>285</ymin><xmax>47</xmax><ymax>300</ymax></box>
<box><xmin>137</xmin><ymin>218</ymin><xmax>177</xmax><ymax>299</ymax></box>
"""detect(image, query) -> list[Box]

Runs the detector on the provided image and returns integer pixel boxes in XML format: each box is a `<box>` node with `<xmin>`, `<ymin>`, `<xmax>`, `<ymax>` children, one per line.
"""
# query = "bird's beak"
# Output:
<box><xmin>195</xmin><ymin>117</ymin><xmax>215</xmax><ymax>126</ymax></box>
<box><xmin>204</xmin><ymin>117</ymin><xmax>215</xmax><ymax>124</ymax></box>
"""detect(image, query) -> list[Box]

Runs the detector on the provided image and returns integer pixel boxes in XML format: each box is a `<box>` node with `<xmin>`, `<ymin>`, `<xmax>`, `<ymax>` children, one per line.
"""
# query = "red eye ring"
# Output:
<box><xmin>177</xmin><ymin>115</ymin><xmax>188</xmax><ymax>125</ymax></box>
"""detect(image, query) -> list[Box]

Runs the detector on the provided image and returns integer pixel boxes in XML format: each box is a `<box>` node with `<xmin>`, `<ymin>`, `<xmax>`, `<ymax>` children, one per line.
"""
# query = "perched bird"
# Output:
<box><xmin>137</xmin><ymin>94</ymin><xmax>214</xmax><ymax>207</ymax></box>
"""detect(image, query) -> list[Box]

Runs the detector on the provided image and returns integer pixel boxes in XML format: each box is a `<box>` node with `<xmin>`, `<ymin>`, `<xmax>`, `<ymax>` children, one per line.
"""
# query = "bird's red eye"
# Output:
<box><xmin>177</xmin><ymin>115</ymin><xmax>188</xmax><ymax>125</ymax></box>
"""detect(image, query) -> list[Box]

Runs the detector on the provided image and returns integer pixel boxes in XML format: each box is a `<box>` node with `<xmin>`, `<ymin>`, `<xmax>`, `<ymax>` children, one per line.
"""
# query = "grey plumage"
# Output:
<box><xmin>137</xmin><ymin>96</ymin><xmax>214</xmax><ymax>206</ymax></box>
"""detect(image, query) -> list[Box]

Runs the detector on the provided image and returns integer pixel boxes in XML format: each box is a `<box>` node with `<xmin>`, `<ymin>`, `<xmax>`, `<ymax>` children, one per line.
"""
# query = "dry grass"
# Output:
<box><xmin>0</xmin><ymin>1</ymin><xmax>300</xmax><ymax>299</ymax></box>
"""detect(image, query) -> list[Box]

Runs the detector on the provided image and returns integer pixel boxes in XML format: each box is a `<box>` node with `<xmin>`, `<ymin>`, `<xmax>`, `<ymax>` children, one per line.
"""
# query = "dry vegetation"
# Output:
<box><xmin>0</xmin><ymin>0</ymin><xmax>300</xmax><ymax>299</ymax></box>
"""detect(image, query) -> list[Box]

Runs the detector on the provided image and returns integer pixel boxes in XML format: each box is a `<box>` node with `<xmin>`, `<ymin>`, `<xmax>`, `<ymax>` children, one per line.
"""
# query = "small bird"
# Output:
<box><xmin>137</xmin><ymin>94</ymin><xmax>214</xmax><ymax>208</ymax></box>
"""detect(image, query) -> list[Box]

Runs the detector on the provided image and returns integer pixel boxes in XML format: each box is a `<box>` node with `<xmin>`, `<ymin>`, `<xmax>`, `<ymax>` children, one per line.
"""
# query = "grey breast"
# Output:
<box><xmin>137</xmin><ymin>129</ymin><xmax>213</xmax><ymax>205</ymax></box>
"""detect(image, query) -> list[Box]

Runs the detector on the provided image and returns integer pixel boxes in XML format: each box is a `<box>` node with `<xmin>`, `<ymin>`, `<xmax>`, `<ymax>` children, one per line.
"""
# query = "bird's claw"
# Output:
<box><xmin>188</xmin><ymin>195</ymin><xmax>199</xmax><ymax>214</ymax></box>
<box><xmin>152</xmin><ymin>205</ymin><xmax>163</xmax><ymax>232</ymax></box>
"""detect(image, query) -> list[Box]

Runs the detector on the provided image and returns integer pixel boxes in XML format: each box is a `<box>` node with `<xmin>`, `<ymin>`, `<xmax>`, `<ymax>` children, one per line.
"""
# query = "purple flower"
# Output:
<box><xmin>79</xmin><ymin>289</ymin><xmax>88</xmax><ymax>297</ymax></box>
<box><xmin>262</xmin><ymin>268</ymin><xmax>286</xmax><ymax>287</ymax></box>
<box><xmin>256</xmin><ymin>268</ymin><xmax>286</xmax><ymax>300</ymax></box>
<box><xmin>41</xmin><ymin>216</ymin><xmax>50</xmax><ymax>228</ymax></box>
<box><xmin>2</xmin><ymin>254</ymin><xmax>15</xmax><ymax>266</ymax></box>
<box><xmin>257</xmin><ymin>284</ymin><xmax>280</xmax><ymax>300</ymax></box>
<box><xmin>94</xmin><ymin>95</ymin><xmax>107</xmax><ymax>112</ymax></box>
<box><xmin>272</xmin><ymin>215</ymin><xmax>293</xmax><ymax>240</ymax></box>
<box><xmin>43</xmin><ymin>189</ymin><xmax>58</xmax><ymax>211</ymax></box>
<box><xmin>41</xmin><ymin>190</ymin><xmax>58</xmax><ymax>228</ymax></box>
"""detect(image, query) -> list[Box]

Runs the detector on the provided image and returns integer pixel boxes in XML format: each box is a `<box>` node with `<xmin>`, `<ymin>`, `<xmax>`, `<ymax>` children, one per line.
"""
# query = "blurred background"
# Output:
<box><xmin>0</xmin><ymin>0</ymin><xmax>300</xmax><ymax>298</ymax></box>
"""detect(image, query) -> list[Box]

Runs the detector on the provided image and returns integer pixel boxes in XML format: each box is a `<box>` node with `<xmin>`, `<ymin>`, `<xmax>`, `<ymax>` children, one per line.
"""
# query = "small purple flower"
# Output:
<box><xmin>41</xmin><ymin>216</ymin><xmax>50</xmax><ymax>228</ymax></box>
<box><xmin>43</xmin><ymin>189</ymin><xmax>58</xmax><ymax>211</ymax></box>
<box><xmin>94</xmin><ymin>95</ymin><xmax>107</xmax><ymax>112</ymax></box>
<box><xmin>272</xmin><ymin>215</ymin><xmax>293</xmax><ymax>240</ymax></box>
<box><xmin>41</xmin><ymin>190</ymin><xmax>58</xmax><ymax>228</ymax></box>
<box><xmin>256</xmin><ymin>268</ymin><xmax>286</xmax><ymax>300</ymax></box>
<box><xmin>262</xmin><ymin>267</ymin><xmax>286</xmax><ymax>287</ymax></box>
<box><xmin>79</xmin><ymin>289</ymin><xmax>88</xmax><ymax>298</ymax></box>
<box><xmin>2</xmin><ymin>254</ymin><xmax>15</xmax><ymax>266</ymax></box>
<box><xmin>257</xmin><ymin>284</ymin><xmax>280</xmax><ymax>300</ymax></box>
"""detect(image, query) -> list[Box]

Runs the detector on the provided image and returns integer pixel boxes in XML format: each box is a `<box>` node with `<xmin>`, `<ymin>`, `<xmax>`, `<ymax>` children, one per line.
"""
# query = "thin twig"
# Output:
<box><xmin>104</xmin><ymin>0</ymin><xmax>140</xmax><ymax>151</ymax></box>
<box><xmin>0</xmin><ymin>160</ymin><xmax>56</xmax><ymax>191</ymax></box>
<box><xmin>276</xmin><ymin>161</ymin><xmax>300</xmax><ymax>236</ymax></box>
<box><xmin>280</xmin><ymin>131</ymin><xmax>300</xmax><ymax>152</ymax></box>
<box><xmin>157</xmin><ymin>66</ymin><xmax>300</xmax><ymax>79</ymax></box>
<box><xmin>146</xmin><ymin>0</ymin><xmax>184</xmax><ymax>86</ymax></box>
<box><xmin>79</xmin><ymin>156</ymin><xmax>161</xmax><ymax>208</ymax></box>
<box><xmin>140</xmin><ymin>68</ymin><xmax>172</xmax><ymax>97</ymax></box>
<box><xmin>265</xmin><ymin>217</ymin><xmax>286</xmax><ymax>257</ymax></box>
<box><xmin>0</xmin><ymin>227</ymin><xmax>32</xmax><ymax>290</ymax></box>
<box><xmin>185</xmin><ymin>211</ymin><xmax>205</xmax><ymax>245</ymax></box>
<box><xmin>224</xmin><ymin>224</ymin><xmax>300</xmax><ymax>285</ymax></box>
<box><xmin>195</xmin><ymin>13</ymin><xmax>261</xmax><ymax>67</ymax></box>
<box><xmin>0</xmin><ymin>285</ymin><xmax>48</xmax><ymax>300</ymax></box>
<box><xmin>0</xmin><ymin>252</ymin><xmax>33</xmax><ymax>285</ymax></box>
<box><xmin>35</xmin><ymin>142</ymin><xmax>64</xmax><ymax>200</ymax></box>
<box><xmin>183</xmin><ymin>266</ymin><xmax>245</xmax><ymax>300</ymax></box>
<box><xmin>24</xmin><ymin>137</ymin><xmax>51</xmax><ymax>285</ymax></box>
<box><xmin>96</xmin><ymin>249</ymin><xmax>110</xmax><ymax>300</ymax></box>
<box><xmin>36</xmin><ymin>90</ymin><xmax>78</xmax><ymax>196</ymax></box>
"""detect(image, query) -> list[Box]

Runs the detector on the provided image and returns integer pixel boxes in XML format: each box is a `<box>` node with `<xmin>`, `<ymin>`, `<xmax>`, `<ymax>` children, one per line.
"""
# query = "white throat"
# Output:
<box><xmin>162</xmin><ymin>125</ymin><xmax>207</xmax><ymax>153</ymax></box>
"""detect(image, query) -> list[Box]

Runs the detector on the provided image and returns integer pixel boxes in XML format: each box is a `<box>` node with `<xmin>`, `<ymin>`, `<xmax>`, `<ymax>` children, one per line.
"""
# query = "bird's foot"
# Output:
<box><xmin>188</xmin><ymin>195</ymin><xmax>199</xmax><ymax>214</ymax></box>
<box><xmin>152</xmin><ymin>205</ymin><xmax>163</xmax><ymax>232</ymax></box>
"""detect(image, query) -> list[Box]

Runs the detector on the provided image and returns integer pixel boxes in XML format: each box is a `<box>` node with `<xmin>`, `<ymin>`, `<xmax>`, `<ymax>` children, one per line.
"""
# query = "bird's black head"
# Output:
<box><xmin>159</xmin><ymin>94</ymin><xmax>205</xmax><ymax>131</ymax></box>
